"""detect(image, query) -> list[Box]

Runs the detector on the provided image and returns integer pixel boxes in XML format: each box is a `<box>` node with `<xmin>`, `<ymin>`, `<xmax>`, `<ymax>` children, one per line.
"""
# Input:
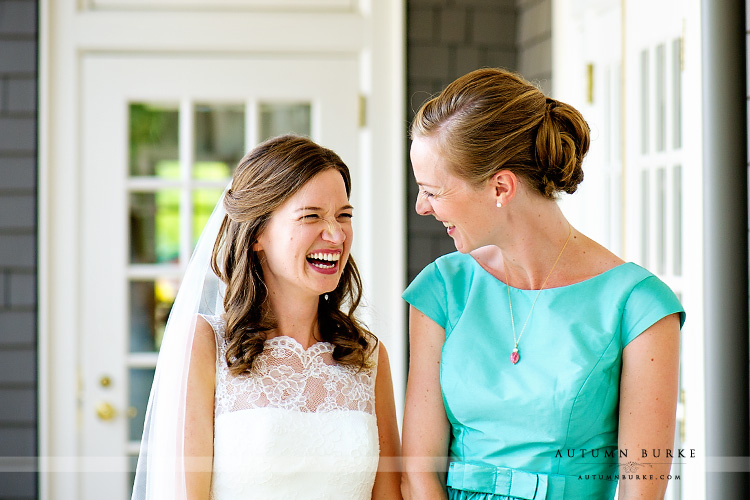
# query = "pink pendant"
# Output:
<box><xmin>510</xmin><ymin>348</ymin><xmax>520</xmax><ymax>365</ymax></box>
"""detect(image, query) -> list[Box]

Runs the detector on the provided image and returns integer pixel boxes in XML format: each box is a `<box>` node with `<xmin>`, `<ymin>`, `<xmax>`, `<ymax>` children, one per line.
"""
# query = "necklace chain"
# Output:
<box><xmin>505</xmin><ymin>222</ymin><xmax>572</xmax><ymax>363</ymax></box>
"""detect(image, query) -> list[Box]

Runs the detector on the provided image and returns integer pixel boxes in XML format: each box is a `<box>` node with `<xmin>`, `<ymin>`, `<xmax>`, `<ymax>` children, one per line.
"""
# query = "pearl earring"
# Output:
<box><xmin>497</xmin><ymin>201</ymin><xmax>503</xmax><ymax>208</ymax></box>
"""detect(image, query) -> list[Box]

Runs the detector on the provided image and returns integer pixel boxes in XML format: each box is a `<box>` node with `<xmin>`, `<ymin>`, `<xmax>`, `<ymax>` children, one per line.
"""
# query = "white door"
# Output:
<box><xmin>554</xmin><ymin>0</ymin><xmax>704</xmax><ymax>498</ymax></box>
<box><xmin>41</xmin><ymin>2</ymin><xmax>405</xmax><ymax>499</ymax></box>
<box><xmin>622</xmin><ymin>1</ymin><xmax>704</xmax><ymax>497</ymax></box>
<box><xmin>553</xmin><ymin>0</ymin><xmax>623</xmax><ymax>252</ymax></box>
<box><xmin>80</xmin><ymin>55</ymin><xmax>358</xmax><ymax>498</ymax></box>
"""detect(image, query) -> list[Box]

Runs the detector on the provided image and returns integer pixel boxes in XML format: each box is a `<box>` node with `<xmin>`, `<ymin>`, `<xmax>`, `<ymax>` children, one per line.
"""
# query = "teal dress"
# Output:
<box><xmin>403</xmin><ymin>253</ymin><xmax>685</xmax><ymax>500</ymax></box>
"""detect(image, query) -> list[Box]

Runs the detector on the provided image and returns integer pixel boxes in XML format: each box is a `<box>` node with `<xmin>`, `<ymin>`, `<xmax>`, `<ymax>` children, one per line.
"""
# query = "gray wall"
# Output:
<box><xmin>0</xmin><ymin>1</ymin><xmax>38</xmax><ymax>499</ymax></box>
<box><xmin>406</xmin><ymin>0</ymin><xmax>552</xmax><ymax>281</ymax></box>
<box><xmin>517</xmin><ymin>0</ymin><xmax>552</xmax><ymax>95</ymax></box>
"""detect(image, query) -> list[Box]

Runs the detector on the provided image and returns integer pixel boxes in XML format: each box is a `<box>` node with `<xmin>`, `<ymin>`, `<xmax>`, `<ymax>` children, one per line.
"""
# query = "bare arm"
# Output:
<box><xmin>401</xmin><ymin>306</ymin><xmax>451</xmax><ymax>500</ymax></box>
<box><xmin>618</xmin><ymin>313</ymin><xmax>680</xmax><ymax>500</ymax></box>
<box><xmin>371</xmin><ymin>342</ymin><xmax>403</xmax><ymax>499</ymax></box>
<box><xmin>184</xmin><ymin>316</ymin><xmax>217</xmax><ymax>500</ymax></box>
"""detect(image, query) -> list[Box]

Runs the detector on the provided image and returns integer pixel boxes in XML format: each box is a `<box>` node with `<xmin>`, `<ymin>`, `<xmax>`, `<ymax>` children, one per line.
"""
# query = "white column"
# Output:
<box><xmin>702</xmin><ymin>0</ymin><xmax>749</xmax><ymax>495</ymax></box>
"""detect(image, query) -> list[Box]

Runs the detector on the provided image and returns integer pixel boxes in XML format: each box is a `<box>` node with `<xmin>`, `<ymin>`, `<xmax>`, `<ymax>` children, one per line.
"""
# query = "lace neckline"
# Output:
<box><xmin>264</xmin><ymin>335</ymin><xmax>334</xmax><ymax>355</ymax></box>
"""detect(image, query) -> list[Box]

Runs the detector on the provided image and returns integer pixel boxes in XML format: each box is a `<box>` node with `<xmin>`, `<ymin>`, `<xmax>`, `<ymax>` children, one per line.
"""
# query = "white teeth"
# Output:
<box><xmin>442</xmin><ymin>222</ymin><xmax>455</xmax><ymax>229</ymax></box>
<box><xmin>307</xmin><ymin>252</ymin><xmax>341</xmax><ymax>262</ymax></box>
<box><xmin>310</xmin><ymin>261</ymin><xmax>335</xmax><ymax>269</ymax></box>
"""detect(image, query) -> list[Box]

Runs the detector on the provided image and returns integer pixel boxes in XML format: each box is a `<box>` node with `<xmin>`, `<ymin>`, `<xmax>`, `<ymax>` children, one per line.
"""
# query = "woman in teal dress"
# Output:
<box><xmin>400</xmin><ymin>68</ymin><xmax>684</xmax><ymax>500</ymax></box>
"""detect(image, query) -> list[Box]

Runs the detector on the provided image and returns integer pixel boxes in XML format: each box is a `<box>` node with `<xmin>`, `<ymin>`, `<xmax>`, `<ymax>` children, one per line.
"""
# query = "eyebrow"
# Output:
<box><xmin>295</xmin><ymin>205</ymin><xmax>354</xmax><ymax>212</ymax></box>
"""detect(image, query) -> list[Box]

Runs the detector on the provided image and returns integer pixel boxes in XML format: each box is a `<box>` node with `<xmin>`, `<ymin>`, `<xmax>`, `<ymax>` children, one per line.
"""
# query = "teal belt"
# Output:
<box><xmin>447</xmin><ymin>461</ymin><xmax>549</xmax><ymax>499</ymax></box>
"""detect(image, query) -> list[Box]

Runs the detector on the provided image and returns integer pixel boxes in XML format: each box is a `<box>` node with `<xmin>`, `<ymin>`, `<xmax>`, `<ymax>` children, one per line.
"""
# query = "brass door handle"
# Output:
<box><xmin>96</xmin><ymin>402</ymin><xmax>117</xmax><ymax>420</ymax></box>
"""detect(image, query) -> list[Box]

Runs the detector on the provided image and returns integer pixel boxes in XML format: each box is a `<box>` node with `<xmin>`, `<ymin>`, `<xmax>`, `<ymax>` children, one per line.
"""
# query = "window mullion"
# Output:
<box><xmin>246</xmin><ymin>99</ymin><xmax>258</xmax><ymax>150</ymax></box>
<box><xmin>179</xmin><ymin>99</ymin><xmax>194</xmax><ymax>269</ymax></box>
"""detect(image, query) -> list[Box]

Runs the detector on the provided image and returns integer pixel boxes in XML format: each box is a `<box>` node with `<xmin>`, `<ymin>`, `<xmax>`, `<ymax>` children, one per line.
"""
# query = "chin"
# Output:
<box><xmin>451</xmin><ymin>238</ymin><xmax>474</xmax><ymax>254</ymax></box>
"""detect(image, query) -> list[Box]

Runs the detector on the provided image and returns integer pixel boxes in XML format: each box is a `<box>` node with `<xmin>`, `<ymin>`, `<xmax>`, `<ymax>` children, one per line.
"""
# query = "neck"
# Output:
<box><xmin>264</xmin><ymin>290</ymin><xmax>320</xmax><ymax>348</ymax></box>
<box><xmin>490</xmin><ymin>199</ymin><xmax>574</xmax><ymax>290</ymax></box>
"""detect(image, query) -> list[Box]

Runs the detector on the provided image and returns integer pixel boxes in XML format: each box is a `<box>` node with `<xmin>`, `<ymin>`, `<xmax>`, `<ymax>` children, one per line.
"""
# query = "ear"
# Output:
<box><xmin>252</xmin><ymin>240</ymin><xmax>263</xmax><ymax>252</ymax></box>
<box><xmin>489</xmin><ymin>170</ymin><xmax>518</xmax><ymax>206</ymax></box>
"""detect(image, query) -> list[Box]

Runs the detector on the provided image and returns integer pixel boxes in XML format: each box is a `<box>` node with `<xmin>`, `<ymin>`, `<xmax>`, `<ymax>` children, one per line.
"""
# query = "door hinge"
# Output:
<box><xmin>359</xmin><ymin>94</ymin><xmax>367</xmax><ymax>128</ymax></box>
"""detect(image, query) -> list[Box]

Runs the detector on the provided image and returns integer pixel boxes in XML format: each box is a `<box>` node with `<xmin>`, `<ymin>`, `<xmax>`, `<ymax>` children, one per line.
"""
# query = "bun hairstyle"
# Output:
<box><xmin>211</xmin><ymin>135</ymin><xmax>374</xmax><ymax>375</ymax></box>
<box><xmin>411</xmin><ymin>68</ymin><xmax>590</xmax><ymax>198</ymax></box>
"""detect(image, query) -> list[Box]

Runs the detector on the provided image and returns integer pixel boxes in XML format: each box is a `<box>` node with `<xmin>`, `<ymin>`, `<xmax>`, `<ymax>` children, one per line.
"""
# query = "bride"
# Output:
<box><xmin>132</xmin><ymin>135</ymin><xmax>402</xmax><ymax>500</ymax></box>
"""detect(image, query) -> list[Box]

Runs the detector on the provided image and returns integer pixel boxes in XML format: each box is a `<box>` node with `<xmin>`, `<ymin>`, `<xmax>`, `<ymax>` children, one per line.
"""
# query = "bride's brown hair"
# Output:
<box><xmin>211</xmin><ymin>135</ymin><xmax>375</xmax><ymax>375</ymax></box>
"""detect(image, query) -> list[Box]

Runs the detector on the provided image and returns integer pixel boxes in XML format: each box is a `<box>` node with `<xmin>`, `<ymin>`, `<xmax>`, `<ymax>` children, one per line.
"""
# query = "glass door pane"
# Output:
<box><xmin>125</xmin><ymin>101</ymin><xmax>245</xmax><ymax>472</ymax></box>
<box><xmin>129</xmin><ymin>190</ymin><xmax>181</xmax><ymax>265</ymax></box>
<box><xmin>129</xmin><ymin>104</ymin><xmax>179</xmax><ymax>178</ymax></box>
<box><xmin>259</xmin><ymin>102</ymin><xmax>311</xmax><ymax>140</ymax></box>
<box><xmin>194</xmin><ymin>103</ymin><xmax>245</xmax><ymax>175</ymax></box>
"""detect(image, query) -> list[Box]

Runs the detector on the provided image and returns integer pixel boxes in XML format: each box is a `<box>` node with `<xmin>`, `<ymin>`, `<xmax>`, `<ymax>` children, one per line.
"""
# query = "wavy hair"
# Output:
<box><xmin>411</xmin><ymin>68</ymin><xmax>590</xmax><ymax>198</ymax></box>
<box><xmin>210</xmin><ymin>135</ymin><xmax>375</xmax><ymax>375</ymax></box>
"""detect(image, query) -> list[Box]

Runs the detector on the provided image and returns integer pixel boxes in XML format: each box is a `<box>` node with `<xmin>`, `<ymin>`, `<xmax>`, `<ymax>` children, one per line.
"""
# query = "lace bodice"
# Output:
<box><xmin>201</xmin><ymin>315</ymin><xmax>380</xmax><ymax>500</ymax></box>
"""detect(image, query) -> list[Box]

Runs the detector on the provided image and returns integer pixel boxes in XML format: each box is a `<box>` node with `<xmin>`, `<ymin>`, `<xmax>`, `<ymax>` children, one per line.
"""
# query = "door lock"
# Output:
<box><xmin>96</xmin><ymin>401</ymin><xmax>117</xmax><ymax>420</ymax></box>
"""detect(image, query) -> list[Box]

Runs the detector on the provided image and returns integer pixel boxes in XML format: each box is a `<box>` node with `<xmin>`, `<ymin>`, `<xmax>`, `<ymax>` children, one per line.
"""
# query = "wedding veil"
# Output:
<box><xmin>131</xmin><ymin>186</ymin><xmax>228</xmax><ymax>500</ymax></box>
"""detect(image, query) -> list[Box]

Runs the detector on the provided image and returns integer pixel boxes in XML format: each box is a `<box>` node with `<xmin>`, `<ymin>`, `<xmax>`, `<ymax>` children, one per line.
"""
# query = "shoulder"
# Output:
<box><xmin>405</xmin><ymin>252</ymin><xmax>479</xmax><ymax>292</ymax></box>
<box><xmin>197</xmin><ymin>314</ymin><xmax>225</xmax><ymax>340</ymax></box>
<box><xmin>623</xmin><ymin>265</ymin><xmax>684</xmax><ymax>310</ymax></box>
<box><xmin>564</xmin><ymin>231</ymin><xmax>649</xmax><ymax>288</ymax></box>
<box><xmin>618</xmin><ymin>265</ymin><xmax>685</xmax><ymax>344</ymax></box>
<box><xmin>403</xmin><ymin>252</ymin><xmax>481</xmax><ymax>328</ymax></box>
<box><xmin>364</xmin><ymin>339</ymin><xmax>388</xmax><ymax>376</ymax></box>
<box><xmin>376</xmin><ymin>341</ymin><xmax>389</xmax><ymax>368</ymax></box>
<box><xmin>563</xmin><ymin>231</ymin><xmax>626</xmax><ymax>284</ymax></box>
<box><xmin>433</xmin><ymin>251</ymin><xmax>478</xmax><ymax>275</ymax></box>
<box><xmin>618</xmin><ymin>263</ymin><xmax>676</xmax><ymax>295</ymax></box>
<box><xmin>568</xmin><ymin>262</ymin><xmax>674</xmax><ymax>303</ymax></box>
<box><xmin>189</xmin><ymin>315</ymin><xmax>218</xmax><ymax>378</ymax></box>
<box><xmin>194</xmin><ymin>315</ymin><xmax>219</xmax><ymax>345</ymax></box>
<box><xmin>373</xmin><ymin>341</ymin><xmax>393</xmax><ymax>391</ymax></box>
<box><xmin>606</xmin><ymin>262</ymin><xmax>654</xmax><ymax>284</ymax></box>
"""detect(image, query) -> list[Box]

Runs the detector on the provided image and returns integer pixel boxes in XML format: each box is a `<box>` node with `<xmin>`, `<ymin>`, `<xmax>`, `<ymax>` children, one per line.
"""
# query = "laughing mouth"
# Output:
<box><xmin>306</xmin><ymin>251</ymin><xmax>341</xmax><ymax>269</ymax></box>
<box><xmin>442</xmin><ymin>221</ymin><xmax>455</xmax><ymax>230</ymax></box>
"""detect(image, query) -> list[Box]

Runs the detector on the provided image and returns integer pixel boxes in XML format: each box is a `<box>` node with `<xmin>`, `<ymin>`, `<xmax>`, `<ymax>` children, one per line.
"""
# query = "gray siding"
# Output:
<box><xmin>406</xmin><ymin>0</ymin><xmax>552</xmax><ymax>282</ymax></box>
<box><xmin>517</xmin><ymin>0</ymin><xmax>552</xmax><ymax>95</ymax></box>
<box><xmin>0</xmin><ymin>1</ymin><xmax>38</xmax><ymax>499</ymax></box>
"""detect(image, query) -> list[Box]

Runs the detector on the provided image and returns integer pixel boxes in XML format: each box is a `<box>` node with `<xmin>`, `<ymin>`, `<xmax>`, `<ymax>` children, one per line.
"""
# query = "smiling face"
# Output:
<box><xmin>410</xmin><ymin>135</ymin><xmax>498</xmax><ymax>253</ymax></box>
<box><xmin>254</xmin><ymin>168</ymin><xmax>354</xmax><ymax>301</ymax></box>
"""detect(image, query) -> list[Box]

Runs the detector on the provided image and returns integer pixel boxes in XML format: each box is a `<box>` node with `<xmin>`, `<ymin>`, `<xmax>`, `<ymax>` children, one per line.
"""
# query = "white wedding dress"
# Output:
<box><xmin>201</xmin><ymin>315</ymin><xmax>380</xmax><ymax>500</ymax></box>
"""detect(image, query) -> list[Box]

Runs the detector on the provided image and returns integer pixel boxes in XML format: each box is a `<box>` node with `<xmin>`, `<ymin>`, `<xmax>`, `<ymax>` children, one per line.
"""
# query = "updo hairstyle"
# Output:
<box><xmin>211</xmin><ymin>135</ymin><xmax>374</xmax><ymax>375</ymax></box>
<box><xmin>411</xmin><ymin>68</ymin><xmax>590</xmax><ymax>198</ymax></box>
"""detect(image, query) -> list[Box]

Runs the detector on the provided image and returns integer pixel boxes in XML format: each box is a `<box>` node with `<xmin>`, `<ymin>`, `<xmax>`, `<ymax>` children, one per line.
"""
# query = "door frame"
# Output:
<box><xmin>38</xmin><ymin>1</ymin><xmax>405</xmax><ymax>498</ymax></box>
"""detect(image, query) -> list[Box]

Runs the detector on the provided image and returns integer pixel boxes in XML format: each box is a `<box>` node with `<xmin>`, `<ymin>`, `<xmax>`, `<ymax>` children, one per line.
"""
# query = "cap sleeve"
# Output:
<box><xmin>402</xmin><ymin>261</ymin><xmax>448</xmax><ymax>329</ymax></box>
<box><xmin>621</xmin><ymin>275</ymin><xmax>686</xmax><ymax>346</ymax></box>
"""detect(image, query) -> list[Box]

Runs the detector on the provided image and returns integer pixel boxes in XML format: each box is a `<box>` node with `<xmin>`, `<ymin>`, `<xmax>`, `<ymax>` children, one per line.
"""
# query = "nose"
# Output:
<box><xmin>322</xmin><ymin>218</ymin><xmax>346</xmax><ymax>244</ymax></box>
<box><xmin>415</xmin><ymin>192</ymin><xmax>433</xmax><ymax>216</ymax></box>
